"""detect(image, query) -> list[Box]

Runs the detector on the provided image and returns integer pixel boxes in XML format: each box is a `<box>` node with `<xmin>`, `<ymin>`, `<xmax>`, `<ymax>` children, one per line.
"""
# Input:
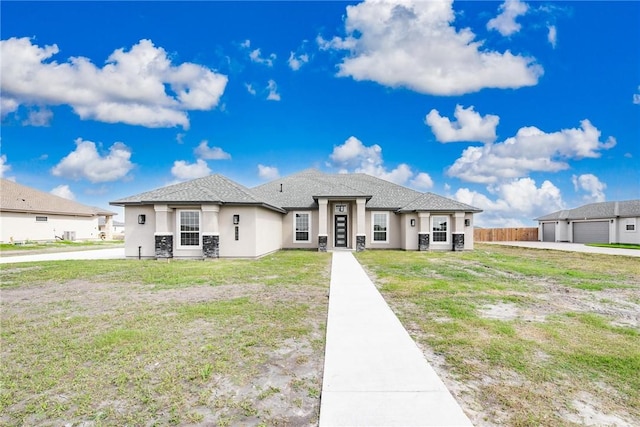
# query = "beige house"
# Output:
<box><xmin>536</xmin><ymin>200</ymin><xmax>640</xmax><ymax>244</ymax></box>
<box><xmin>0</xmin><ymin>178</ymin><xmax>116</xmax><ymax>243</ymax></box>
<box><xmin>111</xmin><ymin>169</ymin><xmax>482</xmax><ymax>259</ymax></box>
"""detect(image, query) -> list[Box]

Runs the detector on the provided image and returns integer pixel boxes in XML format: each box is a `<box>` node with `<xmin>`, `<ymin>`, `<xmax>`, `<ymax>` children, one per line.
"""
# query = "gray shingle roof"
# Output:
<box><xmin>398</xmin><ymin>193</ymin><xmax>482</xmax><ymax>212</ymax></box>
<box><xmin>111</xmin><ymin>174</ymin><xmax>286</xmax><ymax>212</ymax></box>
<box><xmin>252</xmin><ymin>169</ymin><xmax>480</xmax><ymax>212</ymax></box>
<box><xmin>1</xmin><ymin>178</ymin><xmax>115</xmax><ymax>216</ymax></box>
<box><xmin>535</xmin><ymin>200</ymin><xmax>640</xmax><ymax>221</ymax></box>
<box><xmin>110</xmin><ymin>169</ymin><xmax>482</xmax><ymax>214</ymax></box>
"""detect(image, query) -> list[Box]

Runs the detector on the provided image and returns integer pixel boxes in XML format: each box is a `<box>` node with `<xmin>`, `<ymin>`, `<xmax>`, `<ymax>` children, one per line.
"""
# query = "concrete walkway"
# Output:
<box><xmin>483</xmin><ymin>241</ymin><xmax>640</xmax><ymax>257</ymax></box>
<box><xmin>319</xmin><ymin>251</ymin><xmax>472</xmax><ymax>426</ymax></box>
<box><xmin>0</xmin><ymin>247</ymin><xmax>125</xmax><ymax>264</ymax></box>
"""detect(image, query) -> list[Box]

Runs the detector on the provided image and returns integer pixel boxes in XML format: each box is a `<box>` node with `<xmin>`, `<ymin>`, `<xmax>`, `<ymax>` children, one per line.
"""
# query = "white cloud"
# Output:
<box><xmin>258</xmin><ymin>164</ymin><xmax>280</xmax><ymax>180</ymax></box>
<box><xmin>410</xmin><ymin>172</ymin><xmax>434</xmax><ymax>190</ymax></box>
<box><xmin>329</xmin><ymin>136</ymin><xmax>419</xmax><ymax>186</ymax></box>
<box><xmin>194</xmin><ymin>140</ymin><xmax>231</xmax><ymax>160</ymax></box>
<box><xmin>170</xmin><ymin>159</ymin><xmax>211</xmax><ymax>181</ymax></box>
<box><xmin>266</xmin><ymin>79</ymin><xmax>281</xmax><ymax>101</ymax></box>
<box><xmin>455</xmin><ymin>177</ymin><xmax>564</xmax><ymax>227</ymax></box>
<box><xmin>245</xmin><ymin>83</ymin><xmax>257</xmax><ymax>96</ymax></box>
<box><xmin>176</xmin><ymin>133</ymin><xmax>185</xmax><ymax>144</ymax></box>
<box><xmin>249</xmin><ymin>48</ymin><xmax>276</xmax><ymax>67</ymax></box>
<box><xmin>22</xmin><ymin>107</ymin><xmax>53</xmax><ymax>126</ymax></box>
<box><xmin>1</xmin><ymin>154</ymin><xmax>10</xmax><ymax>177</ymax></box>
<box><xmin>447</xmin><ymin>120</ymin><xmax>616</xmax><ymax>183</ymax></box>
<box><xmin>572</xmin><ymin>173</ymin><xmax>606</xmax><ymax>203</ymax></box>
<box><xmin>322</xmin><ymin>0</ymin><xmax>542</xmax><ymax>95</ymax></box>
<box><xmin>51</xmin><ymin>138</ymin><xmax>134</xmax><ymax>183</ymax></box>
<box><xmin>633</xmin><ymin>86</ymin><xmax>640</xmax><ymax>104</ymax></box>
<box><xmin>547</xmin><ymin>25</ymin><xmax>557</xmax><ymax>48</ymax></box>
<box><xmin>0</xmin><ymin>37</ymin><xmax>228</xmax><ymax>128</ymax></box>
<box><xmin>50</xmin><ymin>184</ymin><xmax>75</xmax><ymax>200</ymax></box>
<box><xmin>288</xmin><ymin>52</ymin><xmax>309</xmax><ymax>71</ymax></box>
<box><xmin>426</xmin><ymin>105</ymin><xmax>499</xmax><ymax>143</ymax></box>
<box><xmin>487</xmin><ymin>0</ymin><xmax>529</xmax><ymax>36</ymax></box>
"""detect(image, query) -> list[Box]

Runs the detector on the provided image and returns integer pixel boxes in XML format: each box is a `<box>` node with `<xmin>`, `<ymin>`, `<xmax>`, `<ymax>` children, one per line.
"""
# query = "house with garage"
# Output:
<box><xmin>536</xmin><ymin>200</ymin><xmax>640</xmax><ymax>244</ymax></box>
<box><xmin>0</xmin><ymin>178</ymin><xmax>117</xmax><ymax>243</ymax></box>
<box><xmin>110</xmin><ymin>169</ymin><xmax>482</xmax><ymax>259</ymax></box>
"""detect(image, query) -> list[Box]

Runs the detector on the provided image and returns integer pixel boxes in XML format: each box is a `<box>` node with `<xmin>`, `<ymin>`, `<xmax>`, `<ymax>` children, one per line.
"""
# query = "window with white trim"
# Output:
<box><xmin>626</xmin><ymin>218</ymin><xmax>636</xmax><ymax>232</ymax></box>
<box><xmin>372</xmin><ymin>212</ymin><xmax>388</xmax><ymax>242</ymax></box>
<box><xmin>178</xmin><ymin>210</ymin><xmax>200</xmax><ymax>247</ymax></box>
<box><xmin>294</xmin><ymin>212</ymin><xmax>311</xmax><ymax>242</ymax></box>
<box><xmin>432</xmin><ymin>216</ymin><xmax>448</xmax><ymax>242</ymax></box>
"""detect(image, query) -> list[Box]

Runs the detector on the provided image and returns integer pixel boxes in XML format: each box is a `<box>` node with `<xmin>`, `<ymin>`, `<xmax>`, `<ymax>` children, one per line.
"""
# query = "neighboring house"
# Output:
<box><xmin>0</xmin><ymin>178</ymin><xmax>117</xmax><ymax>243</ymax></box>
<box><xmin>111</xmin><ymin>169</ymin><xmax>482</xmax><ymax>259</ymax></box>
<box><xmin>99</xmin><ymin>218</ymin><xmax>125</xmax><ymax>239</ymax></box>
<box><xmin>536</xmin><ymin>200</ymin><xmax>640</xmax><ymax>244</ymax></box>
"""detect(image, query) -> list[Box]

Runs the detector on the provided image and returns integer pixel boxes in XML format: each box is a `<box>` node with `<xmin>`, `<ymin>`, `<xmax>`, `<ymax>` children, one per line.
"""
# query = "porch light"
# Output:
<box><xmin>464</xmin><ymin>219</ymin><xmax>470</xmax><ymax>227</ymax></box>
<box><xmin>410</xmin><ymin>219</ymin><xmax>416</xmax><ymax>227</ymax></box>
<box><xmin>233</xmin><ymin>214</ymin><xmax>240</xmax><ymax>224</ymax></box>
<box><xmin>138</xmin><ymin>214</ymin><xmax>146</xmax><ymax>224</ymax></box>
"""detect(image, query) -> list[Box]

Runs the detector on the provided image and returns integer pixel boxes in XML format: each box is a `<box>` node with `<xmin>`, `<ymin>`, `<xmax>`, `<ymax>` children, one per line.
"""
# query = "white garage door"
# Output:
<box><xmin>573</xmin><ymin>221</ymin><xmax>609</xmax><ymax>244</ymax></box>
<box><xmin>542</xmin><ymin>223</ymin><xmax>555</xmax><ymax>242</ymax></box>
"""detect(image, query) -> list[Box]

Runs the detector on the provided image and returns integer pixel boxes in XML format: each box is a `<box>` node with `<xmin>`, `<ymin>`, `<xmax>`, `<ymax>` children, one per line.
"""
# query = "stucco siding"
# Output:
<box><xmin>282</xmin><ymin>210</ymin><xmax>318</xmax><ymax>249</ymax></box>
<box><xmin>124</xmin><ymin>206</ymin><xmax>156</xmax><ymax>258</ymax></box>
<box><xmin>400</xmin><ymin>213</ymin><xmax>418</xmax><ymax>250</ymax></box>
<box><xmin>255</xmin><ymin>208</ymin><xmax>283</xmax><ymax>256</ymax></box>
<box><xmin>1</xmin><ymin>211</ymin><xmax>99</xmax><ymax>243</ymax></box>
<box><xmin>616</xmin><ymin>216</ymin><xmax>639</xmax><ymax>244</ymax></box>
<box><xmin>367</xmin><ymin>210</ymin><xmax>401</xmax><ymax>249</ymax></box>
<box><xmin>218</xmin><ymin>206</ymin><xmax>258</xmax><ymax>258</ymax></box>
<box><xmin>464</xmin><ymin>213</ymin><xmax>475</xmax><ymax>250</ymax></box>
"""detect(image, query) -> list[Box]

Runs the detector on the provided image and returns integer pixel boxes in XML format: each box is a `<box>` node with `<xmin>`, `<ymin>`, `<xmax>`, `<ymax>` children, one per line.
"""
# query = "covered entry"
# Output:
<box><xmin>573</xmin><ymin>221</ymin><xmax>609</xmax><ymax>244</ymax></box>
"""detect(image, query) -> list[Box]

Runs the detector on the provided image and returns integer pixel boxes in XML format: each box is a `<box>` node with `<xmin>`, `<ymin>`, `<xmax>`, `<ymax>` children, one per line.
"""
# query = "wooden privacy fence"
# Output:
<box><xmin>474</xmin><ymin>227</ymin><xmax>539</xmax><ymax>242</ymax></box>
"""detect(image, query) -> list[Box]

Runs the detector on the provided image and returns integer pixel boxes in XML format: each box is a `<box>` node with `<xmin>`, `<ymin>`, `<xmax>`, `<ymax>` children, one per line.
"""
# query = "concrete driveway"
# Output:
<box><xmin>0</xmin><ymin>247</ymin><xmax>125</xmax><ymax>264</ymax></box>
<box><xmin>483</xmin><ymin>241</ymin><xmax>640</xmax><ymax>257</ymax></box>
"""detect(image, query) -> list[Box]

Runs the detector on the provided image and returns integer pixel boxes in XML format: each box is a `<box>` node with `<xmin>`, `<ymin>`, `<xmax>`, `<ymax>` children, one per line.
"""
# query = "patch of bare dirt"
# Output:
<box><xmin>2</xmin><ymin>280</ymin><xmax>328</xmax><ymax>426</ymax></box>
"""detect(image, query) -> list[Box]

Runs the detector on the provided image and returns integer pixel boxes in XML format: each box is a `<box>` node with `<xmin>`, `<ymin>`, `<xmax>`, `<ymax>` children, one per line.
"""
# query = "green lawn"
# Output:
<box><xmin>356</xmin><ymin>245</ymin><xmax>640</xmax><ymax>426</ymax></box>
<box><xmin>3</xmin><ymin>246</ymin><xmax>639</xmax><ymax>426</ymax></box>
<box><xmin>0</xmin><ymin>251</ymin><xmax>331</xmax><ymax>426</ymax></box>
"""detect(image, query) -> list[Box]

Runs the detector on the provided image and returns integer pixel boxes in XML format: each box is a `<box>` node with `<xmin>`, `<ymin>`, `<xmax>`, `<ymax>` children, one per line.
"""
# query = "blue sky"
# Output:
<box><xmin>2</xmin><ymin>0</ymin><xmax>638</xmax><ymax>226</ymax></box>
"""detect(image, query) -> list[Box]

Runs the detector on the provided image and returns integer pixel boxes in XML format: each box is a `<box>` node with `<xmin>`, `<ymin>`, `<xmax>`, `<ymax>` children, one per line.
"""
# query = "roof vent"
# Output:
<box><xmin>280</xmin><ymin>183</ymin><xmax>283</xmax><ymax>193</ymax></box>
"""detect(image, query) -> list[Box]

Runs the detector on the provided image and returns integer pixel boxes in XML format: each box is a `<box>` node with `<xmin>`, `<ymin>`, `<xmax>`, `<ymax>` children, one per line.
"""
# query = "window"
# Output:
<box><xmin>432</xmin><ymin>216</ymin><xmax>448</xmax><ymax>242</ymax></box>
<box><xmin>35</xmin><ymin>216</ymin><xmax>48</xmax><ymax>222</ymax></box>
<box><xmin>626</xmin><ymin>219</ymin><xmax>636</xmax><ymax>232</ymax></box>
<box><xmin>372</xmin><ymin>212</ymin><xmax>388</xmax><ymax>242</ymax></box>
<box><xmin>178</xmin><ymin>210</ymin><xmax>200</xmax><ymax>247</ymax></box>
<box><xmin>294</xmin><ymin>212</ymin><xmax>311</xmax><ymax>242</ymax></box>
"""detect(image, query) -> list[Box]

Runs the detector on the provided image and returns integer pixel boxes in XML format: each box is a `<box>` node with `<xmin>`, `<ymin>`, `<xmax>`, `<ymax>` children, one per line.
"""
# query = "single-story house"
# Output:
<box><xmin>110</xmin><ymin>169</ymin><xmax>482</xmax><ymax>259</ymax></box>
<box><xmin>0</xmin><ymin>178</ymin><xmax>117</xmax><ymax>243</ymax></box>
<box><xmin>536</xmin><ymin>200</ymin><xmax>640</xmax><ymax>244</ymax></box>
<box><xmin>99</xmin><ymin>218</ymin><xmax>125</xmax><ymax>239</ymax></box>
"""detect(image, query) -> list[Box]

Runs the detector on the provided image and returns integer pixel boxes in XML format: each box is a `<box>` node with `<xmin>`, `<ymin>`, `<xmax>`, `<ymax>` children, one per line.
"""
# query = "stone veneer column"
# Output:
<box><xmin>418</xmin><ymin>212</ymin><xmax>430</xmax><ymax>251</ymax></box>
<box><xmin>356</xmin><ymin>198</ymin><xmax>366</xmax><ymax>252</ymax></box>
<box><xmin>154</xmin><ymin>204</ymin><xmax>173</xmax><ymax>259</ymax></box>
<box><xmin>452</xmin><ymin>212</ymin><xmax>465</xmax><ymax>252</ymax></box>
<box><xmin>201</xmin><ymin>205</ymin><xmax>220</xmax><ymax>259</ymax></box>
<box><xmin>318</xmin><ymin>198</ymin><xmax>328</xmax><ymax>252</ymax></box>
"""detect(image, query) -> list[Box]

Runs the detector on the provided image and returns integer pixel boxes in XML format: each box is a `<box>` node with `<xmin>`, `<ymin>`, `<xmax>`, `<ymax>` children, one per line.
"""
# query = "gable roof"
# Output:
<box><xmin>110</xmin><ymin>174</ymin><xmax>286</xmax><ymax>213</ymax></box>
<box><xmin>1</xmin><ymin>178</ymin><xmax>115</xmax><ymax>217</ymax></box>
<box><xmin>112</xmin><ymin>169</ymin><xmax>481</xmax><ymax>214</ymax></box>
<box><xmin>535</xmin><ymin>200</ymin><xmax>640</xmax><ymax>221</ymax></box>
